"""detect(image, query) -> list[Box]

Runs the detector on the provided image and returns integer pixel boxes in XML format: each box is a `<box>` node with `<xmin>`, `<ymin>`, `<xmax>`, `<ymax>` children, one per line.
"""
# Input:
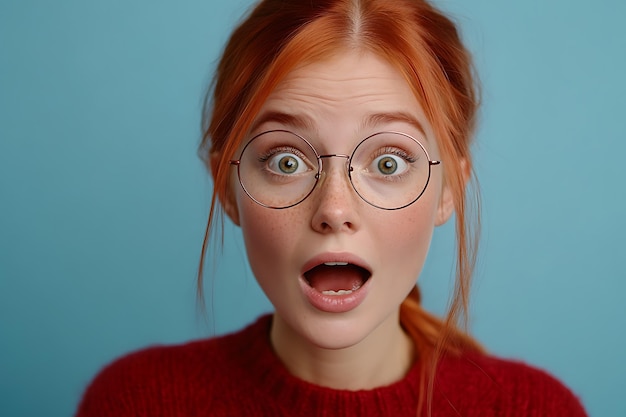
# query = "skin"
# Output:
<box><xmin>223</xmin><ymin>50</ymin><xmax>455</xmax><ymax>390</ymax></box>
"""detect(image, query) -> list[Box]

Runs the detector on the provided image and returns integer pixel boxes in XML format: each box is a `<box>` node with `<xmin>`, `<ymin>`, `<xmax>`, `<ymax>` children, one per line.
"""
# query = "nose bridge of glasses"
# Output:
<box><xmin>315</xmin><ymin>154</ymin><xmax>352</xmax><ymax>180</ymax></box>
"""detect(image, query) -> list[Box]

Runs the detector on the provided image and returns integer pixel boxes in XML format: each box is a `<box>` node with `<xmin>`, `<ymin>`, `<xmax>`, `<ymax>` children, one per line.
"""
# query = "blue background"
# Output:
<box><xmin>1</xmin><ymin>0</ymin><xmax>624</xmax><ymax>416</ymax></box>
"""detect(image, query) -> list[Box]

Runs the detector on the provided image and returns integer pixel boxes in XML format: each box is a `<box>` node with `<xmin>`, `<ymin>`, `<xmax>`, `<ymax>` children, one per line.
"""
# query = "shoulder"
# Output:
<box><xmin>434</xmin><ymin>350</ymin><xmax>588</xmax><ymax>416</ymax></box>
<box><xmin>75</xmin><ymin>315</ymin><xmax>272</xmax><ymax>417</ymax></box>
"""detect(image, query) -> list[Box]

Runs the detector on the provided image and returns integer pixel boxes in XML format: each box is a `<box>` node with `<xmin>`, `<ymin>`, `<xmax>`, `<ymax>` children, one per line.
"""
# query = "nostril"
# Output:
<box><xmin>319</xmin><ymin>219</ymin><xmax>354</xmax><ymax>233</ymax></box>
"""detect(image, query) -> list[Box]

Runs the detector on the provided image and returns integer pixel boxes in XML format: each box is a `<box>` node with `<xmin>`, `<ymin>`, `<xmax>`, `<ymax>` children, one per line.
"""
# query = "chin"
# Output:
<box><xmin>308</xmin><ymin>324</ymin><xmax>368</xmax><ymax>350</ymax></box>
<box><xmin>289</xmin><ymin>308</ymin><xmax>395</xmax><ymax>351</ymax></box>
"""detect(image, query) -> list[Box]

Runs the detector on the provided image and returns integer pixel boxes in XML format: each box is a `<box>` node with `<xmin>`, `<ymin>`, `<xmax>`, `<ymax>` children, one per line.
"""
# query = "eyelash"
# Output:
<box><xmin>257</xmin><ymin>146</ymin><xmax>308</xmax><ymax>163</ymax></box>
<box><xmin>372</xmin><ymin>147</ymin><xmax>417</xmax><ymax>164</ymax></box>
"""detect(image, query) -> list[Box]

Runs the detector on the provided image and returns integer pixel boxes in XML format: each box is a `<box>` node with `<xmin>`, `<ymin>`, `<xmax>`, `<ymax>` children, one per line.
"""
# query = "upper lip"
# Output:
<box><xmin>301</xmin><ymin>252</ymin><xmax>372</xmax><ymax>276</ymax></box>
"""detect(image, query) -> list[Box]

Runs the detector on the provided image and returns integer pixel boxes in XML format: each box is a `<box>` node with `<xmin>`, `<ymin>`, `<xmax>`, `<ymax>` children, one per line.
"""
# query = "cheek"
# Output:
<box><xmin>375</xmin><ymin>193</ymin><xmax>439</xmax><ymax>278</ymax></box>
<box><xmin>237</xmin><ymin>197</ymin><xmax>302</xmax><ymax>278</ymax></box>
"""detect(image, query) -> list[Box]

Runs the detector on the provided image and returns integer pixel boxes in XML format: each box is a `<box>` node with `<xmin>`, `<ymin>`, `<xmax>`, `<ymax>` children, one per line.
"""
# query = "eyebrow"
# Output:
<box><xmin>362</xmin><ymin>112</ymin><xmax>426</xmax><ymax>137</ymax></box>
<box><xmin>250</xmin><ymin>110</ymin><xmax>426</xmax><ymax>138</ymax></box>
<box><xmin>250</xmin><ymin>111</ymin><xmax>316</xmax><ymax>133</ymax></box>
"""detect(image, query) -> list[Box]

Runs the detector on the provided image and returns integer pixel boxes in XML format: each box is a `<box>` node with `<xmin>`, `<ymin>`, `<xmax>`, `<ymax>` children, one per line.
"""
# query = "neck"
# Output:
<box><xmin>270</xmin><ymin>311</ymin><xmax>414</xmax><ymax>390</ymax></box>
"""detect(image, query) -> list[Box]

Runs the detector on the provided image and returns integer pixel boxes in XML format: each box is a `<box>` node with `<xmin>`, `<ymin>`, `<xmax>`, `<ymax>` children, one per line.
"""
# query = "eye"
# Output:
<box><xmin>372</xmin><ymin>153</ymin><xmax>410</xmax><ymax>176</ymax></box>
<box><xmin>267</xmin><ymin>152</ymin><xmax>309</xmax><ymax>175</ymax></box>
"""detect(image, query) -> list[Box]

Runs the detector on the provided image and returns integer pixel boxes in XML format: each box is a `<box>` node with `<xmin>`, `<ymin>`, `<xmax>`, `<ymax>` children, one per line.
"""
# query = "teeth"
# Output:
<box><xmin>324</xmin><ymin>262</ymin><xmax>349</xmax><ymax>266</ymax></box>
<box><xmin>321</xmin><ymin>284</ymin><xmax>361</xmax><ymax>296</ymax></box>
<box><xmin>322</xmin><ymin>289</ymin><xmax>353</xmax><ymax>296</ymax></box>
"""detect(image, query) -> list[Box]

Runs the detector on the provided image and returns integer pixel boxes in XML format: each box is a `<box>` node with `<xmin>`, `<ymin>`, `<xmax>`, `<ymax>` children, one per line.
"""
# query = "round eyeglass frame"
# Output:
<box><xmin>229</xmin><ymin>129</ymin><xmax>441</xmax><ymax>210</ymax></box>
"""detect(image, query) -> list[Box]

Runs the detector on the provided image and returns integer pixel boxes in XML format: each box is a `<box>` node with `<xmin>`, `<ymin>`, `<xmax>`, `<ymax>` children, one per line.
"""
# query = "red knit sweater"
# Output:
<box><xmin>76</xmin><ymin>315</ymin><xmax>587</xmax><ymax>416</ymax></box>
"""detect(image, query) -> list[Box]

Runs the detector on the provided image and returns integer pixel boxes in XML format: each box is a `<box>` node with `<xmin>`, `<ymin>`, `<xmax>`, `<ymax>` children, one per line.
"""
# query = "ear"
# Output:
<box><xmin>210</xmin><ymin>151</ymin><xmax>241</xmax><ymax>226</ymax></box>
<box><xmin>435</xmin><ymin>181</ymin><xmax>455</xmax><ymax>226</ymax></box>
<box><xmin>435</xmin><ymin>158</ymin><xmax>469</xmax><ymax>226</ymax></box>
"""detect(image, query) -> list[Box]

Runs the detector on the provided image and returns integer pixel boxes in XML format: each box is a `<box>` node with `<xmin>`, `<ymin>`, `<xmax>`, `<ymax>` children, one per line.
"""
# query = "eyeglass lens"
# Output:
<box><xmin>236</xmin><ymin>130</ymin><xmax>432</xmax><ymax>210</ymax></box>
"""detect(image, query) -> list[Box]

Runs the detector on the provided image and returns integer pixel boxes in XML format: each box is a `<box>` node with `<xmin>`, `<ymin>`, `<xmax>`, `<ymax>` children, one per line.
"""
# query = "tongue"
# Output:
<box><xmin>305</xmin><ymin>265</ymin><xmax>366</xmax><ymax>292</ymax></box>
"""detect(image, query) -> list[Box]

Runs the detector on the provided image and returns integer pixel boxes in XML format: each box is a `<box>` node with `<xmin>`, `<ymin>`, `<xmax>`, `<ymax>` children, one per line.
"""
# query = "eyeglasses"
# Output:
<box><xmin>229</xmin><ymin>130</ymin><xmax>440</xmax><ymax>210</ymax></box>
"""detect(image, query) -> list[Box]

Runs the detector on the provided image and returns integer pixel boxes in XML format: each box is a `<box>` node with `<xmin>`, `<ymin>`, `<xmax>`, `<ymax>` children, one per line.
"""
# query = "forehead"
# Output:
<box><xmin>253</xmin><ymin>51</ymin><xmax>432</xmax><ymax>139</ymax></box>
<box><xmin>267</xmin><ymin>51</ymin><xmax>415</xmax><ymax>109</ymax></box>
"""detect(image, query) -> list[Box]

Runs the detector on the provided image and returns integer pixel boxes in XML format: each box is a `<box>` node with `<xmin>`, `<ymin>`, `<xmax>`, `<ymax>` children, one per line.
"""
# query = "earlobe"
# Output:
<box><xmin>210</xmin><ymin>151</ymin><xmax>241</xmax><ymax>226</ymax></box>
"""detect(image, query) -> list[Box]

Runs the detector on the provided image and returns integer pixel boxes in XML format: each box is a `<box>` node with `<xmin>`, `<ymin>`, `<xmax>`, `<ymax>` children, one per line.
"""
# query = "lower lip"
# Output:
<box><xmin>298</xmin><ymin>276</ymin><xmax>370</xmax><ymax>313</ymax></box>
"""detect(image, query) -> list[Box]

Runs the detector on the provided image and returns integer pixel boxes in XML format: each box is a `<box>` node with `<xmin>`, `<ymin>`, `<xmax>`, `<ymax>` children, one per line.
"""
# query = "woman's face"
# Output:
<box><xmin>227</xmin><ymin>50</ymin><xmax>453</xmax><ymax>352</ymax></box>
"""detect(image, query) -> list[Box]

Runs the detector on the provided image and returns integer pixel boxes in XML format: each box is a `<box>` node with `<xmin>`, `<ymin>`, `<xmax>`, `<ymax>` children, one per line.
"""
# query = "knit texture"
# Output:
<box><xmin>76</xmin><ymin>315</ymin><xmax>587</xmax><ymax>416</ymax></box>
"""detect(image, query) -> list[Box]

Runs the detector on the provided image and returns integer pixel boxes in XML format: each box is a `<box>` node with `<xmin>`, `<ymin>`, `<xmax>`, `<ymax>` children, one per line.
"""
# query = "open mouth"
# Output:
<box><xmin>303</xmin><ymin>262</ymin><xmax>371</xmax><ymax>296</ymax></box>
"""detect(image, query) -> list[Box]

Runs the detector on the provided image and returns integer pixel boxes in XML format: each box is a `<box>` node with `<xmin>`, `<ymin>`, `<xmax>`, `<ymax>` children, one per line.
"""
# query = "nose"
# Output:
<box><xmin>310</xmin><ymin>155</ymin><xmax>360</xmax><ymax>234</ymax></box>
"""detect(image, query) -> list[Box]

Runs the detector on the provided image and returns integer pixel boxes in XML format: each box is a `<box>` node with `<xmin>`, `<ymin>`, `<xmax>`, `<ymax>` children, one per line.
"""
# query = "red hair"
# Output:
<box><xmin>199</xmin><ymin>0</ymin><xmax>483</xmax><ymax>414</ymax></box>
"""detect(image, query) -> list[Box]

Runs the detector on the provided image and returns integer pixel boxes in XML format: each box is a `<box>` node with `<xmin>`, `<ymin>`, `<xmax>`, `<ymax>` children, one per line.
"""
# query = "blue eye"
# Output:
<box><xmin>268</xmin><ymin>152</ymin><xmax>308</xmax><ymax>174</ymax></box>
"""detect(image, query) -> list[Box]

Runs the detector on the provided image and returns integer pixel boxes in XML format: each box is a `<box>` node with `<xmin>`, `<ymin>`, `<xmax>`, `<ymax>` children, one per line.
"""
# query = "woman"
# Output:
<box><xmin>76</xmin><ymin>0</ymin><xmax>587</xmax><ymax>415</ymax></box>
